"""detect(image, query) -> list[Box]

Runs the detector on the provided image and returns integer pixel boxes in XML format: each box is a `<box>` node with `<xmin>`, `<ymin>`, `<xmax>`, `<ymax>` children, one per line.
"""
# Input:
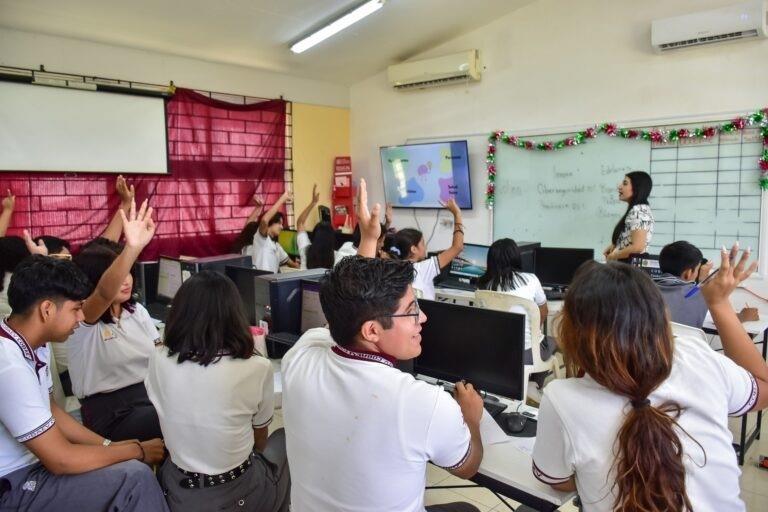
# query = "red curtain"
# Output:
<box><xmin>0</xmin><ymin>88</ymin><xmax>286</xmax><ymax>259</ymax></box>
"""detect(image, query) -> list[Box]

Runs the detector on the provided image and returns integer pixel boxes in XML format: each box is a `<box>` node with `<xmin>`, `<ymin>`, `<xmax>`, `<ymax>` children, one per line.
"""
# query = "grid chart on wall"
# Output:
<box><xmin>648</xmin><ymin>127</ymin><xmax>762</xmax><ymax>263</ymax></box>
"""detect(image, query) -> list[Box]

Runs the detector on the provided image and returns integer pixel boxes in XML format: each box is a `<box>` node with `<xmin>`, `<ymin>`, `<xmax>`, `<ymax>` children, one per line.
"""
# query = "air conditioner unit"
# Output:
<box><xmin>388</xmin><ymin>50</ymin><xmax>480</xmax><ymax>90</ymax></box>
<box><xmin>651</xmin><ymin>0</ymin><xmax>767</xmax><ymax>52</ymax></box>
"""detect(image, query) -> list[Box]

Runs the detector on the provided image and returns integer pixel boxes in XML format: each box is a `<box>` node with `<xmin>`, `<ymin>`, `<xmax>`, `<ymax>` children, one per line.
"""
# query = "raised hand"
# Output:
<box><xmin>357</xmin><ymin>179</ymin><xmax>381</xmax><ymax>241</ymax></box>
<box><xmin>385</xmin><ymin>202</ymin><xmax>394</xmax><ymax>226</ymax></box>
<box><xmin>312</xmin><ymin>183</ymin><xmax>320</xmax><ymax>204</ymax></box>
<box><xmin>2</xmin><ymin>189</ymin><xmax>15</xmax><ymax>210</ymax></box>
<box><xmin>252</xmin><ymin>193</ymin><xmax>264</xmax><ymax>208</ymax></box>
<box><xmin>22</xmin><ymin>229</ymin><xmax>48</xmax><ymax>256</ymax></box>
<box><xmin>119</xmin><ymin>199</ymin><xmax>156</xmax><ymax>249</ymax></box>
<box><xmin>700</xmin><ymin>244</ymin><xmax>757</xmax><ymax>308</ymax></box>
<box><xmin>280</xmin><ymin>190</ymin><xmax>294</xmax><ymax>204</ymax></box>
<box><xmin>442</xmin><ymin>198</ymin><xmax>461</xmax><ymax>215</ymax></box>
<box><xmin>115</xmin><ymin>175</ymin><xmax>135</xmax><ymax>205</ymax></box>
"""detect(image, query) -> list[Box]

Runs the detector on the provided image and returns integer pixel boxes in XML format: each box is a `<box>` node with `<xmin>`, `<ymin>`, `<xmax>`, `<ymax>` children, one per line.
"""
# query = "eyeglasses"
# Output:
<box><xmin>384</xmin><ymin>299</ymin><xmax>421</xmax><ymax>325</ymax></box>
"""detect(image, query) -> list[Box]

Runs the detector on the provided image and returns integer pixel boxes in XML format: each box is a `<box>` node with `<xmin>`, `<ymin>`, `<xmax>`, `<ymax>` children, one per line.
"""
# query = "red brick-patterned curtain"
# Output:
<box><xmin>0</xmin><ymin>88</ymin><xmax>286</xmax><ymax>259</ymax></box>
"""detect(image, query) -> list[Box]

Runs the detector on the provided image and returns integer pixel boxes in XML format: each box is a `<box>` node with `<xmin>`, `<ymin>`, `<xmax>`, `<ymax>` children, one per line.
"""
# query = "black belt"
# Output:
<box><xmin>176</xmin><ymin>455</ymin><xmax>253</xmax><ymax>489</ymax></box>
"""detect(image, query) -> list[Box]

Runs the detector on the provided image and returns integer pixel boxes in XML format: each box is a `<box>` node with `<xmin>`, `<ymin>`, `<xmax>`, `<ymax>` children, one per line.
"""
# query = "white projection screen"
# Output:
<box><xmin>0</xmin><ymin>81</ymin><xmax>168</xmax><ymax>174</ymax></box>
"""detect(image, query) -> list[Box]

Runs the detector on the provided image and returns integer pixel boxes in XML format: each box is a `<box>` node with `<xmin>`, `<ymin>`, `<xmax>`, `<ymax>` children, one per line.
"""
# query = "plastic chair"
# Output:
<box><xmin>474</xmin><ymin>290</ymin><xmax>562</xmax><ymax>400</ymax></box>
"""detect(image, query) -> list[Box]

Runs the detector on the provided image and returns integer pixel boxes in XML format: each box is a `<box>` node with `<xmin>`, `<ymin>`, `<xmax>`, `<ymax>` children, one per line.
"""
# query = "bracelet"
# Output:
<box><xmin>102</xmin><ymin>438</ymin><xmax>112</xmax><ymax>447</ymax></box>
<box><xmin>453</xmin><ymin>229</ymin><xmax>464</xmax><ymax>235</ymax></box>
<box><xmin>132</xmin><ymin>441</ymin><xmax>145</xmax><ymax>462</ymax></box>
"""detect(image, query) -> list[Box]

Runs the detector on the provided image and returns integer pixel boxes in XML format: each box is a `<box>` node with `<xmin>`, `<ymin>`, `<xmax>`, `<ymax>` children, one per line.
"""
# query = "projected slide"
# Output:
<box><xmin>381</xmin><ymin>141</ymin><xmax>472</xmax><ymax>209</ymax></box>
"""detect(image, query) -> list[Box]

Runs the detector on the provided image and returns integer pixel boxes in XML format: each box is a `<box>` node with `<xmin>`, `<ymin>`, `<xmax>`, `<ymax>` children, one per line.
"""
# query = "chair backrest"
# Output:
<box><xmin>474</xmin><ymin>289</ymin><xmax>548</xmax><ymax>371</ymax></box>
<box><xmin>669</xmin><ymin>321</ymin><xmax>708</xmax><ymax>345</ymax></box>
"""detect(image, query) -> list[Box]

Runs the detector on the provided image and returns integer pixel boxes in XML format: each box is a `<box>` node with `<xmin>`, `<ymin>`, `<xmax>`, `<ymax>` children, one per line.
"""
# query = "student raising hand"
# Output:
<box><xmin>118</xmin><ymin>199</ymin><xmax>156</xmax><ymax>250</ymax></box>
<box><xmin>356</xmin><ymin>179</ymin><xmax>381</xmax><ymax>258</ymax></box>
<box><xmin>22</xmin><ymin>229</ymin><xmax>49</xmax><ymax>256</ymax></box>
<box><xmin>115</xmin><ymin>175</ymin><xmax>135</xmax><ymax>207</ymax></box>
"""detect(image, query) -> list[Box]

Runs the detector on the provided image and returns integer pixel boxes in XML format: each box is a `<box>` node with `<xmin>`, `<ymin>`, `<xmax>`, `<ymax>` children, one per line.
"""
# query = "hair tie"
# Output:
<box><xmin>389</xmin><ymin>246</ymin><xmax>401</xmax><ymax>256</ymax></box>
<box><xmin>631</xmin><ymin>398</ymin><xmax>651</xmax><ymax>409</ymax></box>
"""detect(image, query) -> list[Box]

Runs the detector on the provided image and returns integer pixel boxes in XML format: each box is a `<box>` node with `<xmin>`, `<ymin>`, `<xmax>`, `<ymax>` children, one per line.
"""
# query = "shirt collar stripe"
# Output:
<box><xmin>0</xmin><ymin>318</ymin><xmax>35</xmax><ymax>362</ymax></box>
<box><xmin>331</xmin><ymin>345</ymin><xmax>396</xmax><ymax>367</ymax></box>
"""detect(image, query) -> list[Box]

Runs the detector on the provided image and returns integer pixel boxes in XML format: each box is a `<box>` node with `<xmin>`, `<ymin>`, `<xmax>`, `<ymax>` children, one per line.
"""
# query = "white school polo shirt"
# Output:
<box><xmin>413</xmin><ymin>256</ymin><xmax>441</xmax><ymax>300</ymax></box>
<box><xmin>0</xmin><ymin>273</ymin><xmax>12</xmax><ymax>318</ymax></box>
<box><xmin>0</xmin><ymin>320</ymin><xmax>54</xmax><ymax>477</ymax></box>
<box><xmin>67</xmin><ymin>303</ymin><xmax>159</xmax><ymax>398</ymax></box>
<box><xmin>252</xmin><ymin>232</ymin><xmax>289</xmax><ymax>273</ymax></box>
<box><xmin>533</xmin><ymin>335</ymin><xmax>758</xmax><ymax>512</ymax></box>
<box><xmin>282</xmin><ymin>328</ymin><xmax>471</xmax><ymax>512</ymax></box>
<box><xmin>145</xmin><ymin>345</ymin><xmax>274</xmax><ymax>475</ymax></box>
<box><xmin>491</xmin><ymin>273</ymin><xmax>547</xmax><ymax>351</ymax></box>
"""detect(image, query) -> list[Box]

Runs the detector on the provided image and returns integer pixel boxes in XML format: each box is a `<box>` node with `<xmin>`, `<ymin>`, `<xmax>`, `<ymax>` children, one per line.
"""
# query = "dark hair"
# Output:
<box><xmin>164</xmin><ymin>271</ymin><xmax>255</xmax><ymax>366</ymax></box>
<box><xmin>659</xmin><ymin>241</ymin><xmax>703</xmax><ymax>278</ymax></box>
<box><xmin>0</xmin><ymin>236</ymin><xmax>30</xmax><ymax>292</ymax></box>
<box><xmin>306</xmin><ymin>222</ymin><xmax>336</xmax><ymax>269</ymax></box>
<box><xmin>231</xmin><ymin>221</ymin><xmax>260</xmax><ymax>254</ymax></box>
<box><xmin>33</xmin><ymin>236</ymin><xmax>70</xmax><ymax>255</ymax></box>
<box><xmin>380</xmin><ymin>232</ymin><xmax>397</xmax><ymax>259</ymax></box>
<box><xmin>320</xmin><ymin>256</ymin><xmax>415</xmax><ymax>347</ymax></box>
<box><xmin>390</xmin><ymin>228</ymin><xmax>423</xmax><ymax>260</ymax></box>
<box><xmin>559</xmin><ymin>261</ymin><xmax>697</xmax><ymax>511</ymax></box>
<box><xmin>8</xmin><ymin>255</ymin><xmax>92</xmax><ymax>315</ymax></box>
<box><xmin>477</xmin><ymin>238</ymin><xmax>529</xmax><ymax>291</ymax></box>
<box><xmin>267</xmin><ymin>212</ymin><xmax>284</xmax><ymax>227</ymax></box>
<box><xmin>611</xmin><ymin>171</ymin><xmax>653</xmax><ymax>245</ymax></box>
<box><xmin>79</xmin><ymin>236</ymin><xmax>124</xmax><ymax>254</ymax></box>
<box><xmin>73</xmin><ymin>247</ymin><xmax>135</xmax><ymax>324</ymax></box>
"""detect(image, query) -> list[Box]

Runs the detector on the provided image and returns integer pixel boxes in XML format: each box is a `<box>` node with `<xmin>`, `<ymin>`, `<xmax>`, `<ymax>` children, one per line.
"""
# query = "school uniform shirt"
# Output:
<box><xmin>67</xmin><ymin>303</ymin><xmax>160</xmax><ymax>398</ymax></box>
<box><xmin>252</xmin><ymin>232</ymin><xmax>289</xmax><ymax>273</ymax></box>
<box><xmin>297</xmin><ymin>231</ymin><xmax>342</xmax><ymax>270</ymax></box>
<box><xmin>0</xmin><ymin>273</ymin><xmax>12</xmax><ymax>318</ymax></box>
<box><xmin>335</xmin><ymin>241</ymin><xmax>357</xmax><ymax>262</ymax></box>
<box><xmin>412</xmin><ymin>256</ymin><xmax>441</xmax><ymax>300</ymax></box>
<box><xmin>532</xmin><ymin>334</ymin><xmax>758</xmax><ymax>512</ymax></box>
<box><xmin>0</xmin><ymin>320</ymin><xmax>54</xmax><ymax>477</ymax></box>
<box><xmin>615</xmin><ymin>204</ymin><xmax>654</xmax><ymax>252</ymax></box>
<box><xmin>282</xmin><ymin>328</ymin><xmax>472</xmax><ymax>512</ymax></box>
<box><xmin>145</xmin><ymin>346</ymin><xmax>274</xmax><ymax>475</ymax></box>
<box><xmin>653</xmin><ymin>273</ymin><xmax>708</xmax><ymax>329</ymax></box>
<box><xmin>489</xmin><ymin>273</ymin><xmax>547</xmax><ymax>352</ymax></box>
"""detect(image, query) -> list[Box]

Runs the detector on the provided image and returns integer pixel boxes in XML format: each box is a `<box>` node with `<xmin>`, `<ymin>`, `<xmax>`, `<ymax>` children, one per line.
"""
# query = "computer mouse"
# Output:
<box><xmin>505</xmin><ymin>412</ymin><xmax>527</xmax><ymax>434</ymax></box>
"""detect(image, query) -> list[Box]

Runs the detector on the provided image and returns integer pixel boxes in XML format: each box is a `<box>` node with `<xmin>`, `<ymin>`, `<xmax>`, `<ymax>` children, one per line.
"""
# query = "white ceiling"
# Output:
<box><xmin>0</xmin><ymin>0</ymin><xmax>534</xmax><ymax>85</ymax></box>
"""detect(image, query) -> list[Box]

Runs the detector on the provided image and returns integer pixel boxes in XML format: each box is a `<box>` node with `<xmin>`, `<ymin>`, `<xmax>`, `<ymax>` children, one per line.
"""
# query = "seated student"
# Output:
<box><xmin>388</xmin><ymin>200</ymin><xmax>464</xmax><ymax>300</ymax></box>
<box><xmin>0</xmin><ymin>236</ymin><xmax>28</xmax><ymax>318</ymax></box>
<box><xmin>231</xmin><ymin>191</ymin><xmax>265</xmax><ymax>255</ymax></box>
<box><xmin>65</xmin><ymin>200</ymin><xmax>162</xmax><ymax>441</ymax></box>
<box><xmin>477</xmin><ymin>238</ymin><xmax>557</xmax><ymax>366</ymax></box>
<box><xmin>532</xmin><ymin>249</ymin><xmax>768</xmax><ymax>511</ymax></box>
<box><xmin>252</xmin><ymin>191</ymin><xmax>299</xmax><ymax>273</ymax></box>
<box><xmin>296</xmin><ymin>184</ymin><xmax>339</xmax><ymax>269</ymax></box>
<box><xmin>33</xmin><ymin>236</ymin><xmax>72</xmax><ymax>258</ymax></box>
<box><xmin>337</xmin><ymin>204</ymin><xmax>394</xmax><ymax>262</ymax></box>
<box><xmin>281</xmin><ymin>179</ymin><xmax>482</xmax><ymax>512</ymax></box>
<box><xmin>0</xmin><ymin>255</ymin><xmax>167</xmax><ymax>511</ymax></box>
<box><xmin>146</xmin><ymin>271</ymin><xmax>289</xmax><ymax>512</ymax></box>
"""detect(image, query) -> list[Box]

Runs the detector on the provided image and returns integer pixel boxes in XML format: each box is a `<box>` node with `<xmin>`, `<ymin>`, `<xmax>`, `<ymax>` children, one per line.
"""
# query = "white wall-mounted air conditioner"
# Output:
<box><xmin>387</xmin><ymin>50</ymin><xmax>481</xmax><ymax>90</ymax></box>
<box><xmin>652</xmin><ymin>0</ymin><xmax>767</xmax><ymax>52</ymax></box>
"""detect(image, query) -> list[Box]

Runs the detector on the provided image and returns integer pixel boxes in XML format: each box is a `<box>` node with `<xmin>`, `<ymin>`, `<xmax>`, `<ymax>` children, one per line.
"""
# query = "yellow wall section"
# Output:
<box><xmin>292</xmin><ymin>103</ymin><xmax>350</xmax><ymax>228</ymax></box>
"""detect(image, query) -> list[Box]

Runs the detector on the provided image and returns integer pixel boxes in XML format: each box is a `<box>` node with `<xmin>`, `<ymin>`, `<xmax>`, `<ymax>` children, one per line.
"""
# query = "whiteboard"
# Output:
<box><xmin>492</xmin><ymin>120</ymin><xmax>763</xmax><ymax>263</ymax></box>
<box><xmin>0</xmin><ymin>81</ymin><xmax>168</xmax><ymax>174</ymax></box>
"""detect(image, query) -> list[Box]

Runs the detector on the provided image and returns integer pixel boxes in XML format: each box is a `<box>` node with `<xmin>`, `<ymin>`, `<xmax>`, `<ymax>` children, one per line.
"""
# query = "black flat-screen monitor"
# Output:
<box><xmin>225</xmin><ymin>266</ymin><xmax>272</xmax><ymax>325</ymax></box>
<box><xmin>415</xmin><ymin>299</ymin><xmax>526</xmax><ymax>400</ymax></box>
<box><xmin>534</xmin><ymin>247</ymin><xmax>594</xmax><ymax>287</ymax></box>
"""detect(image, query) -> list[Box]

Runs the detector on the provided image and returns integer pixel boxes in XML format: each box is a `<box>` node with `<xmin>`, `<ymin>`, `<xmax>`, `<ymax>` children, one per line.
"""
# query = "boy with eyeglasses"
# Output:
<box><xmin>281</xmin><ymin>180</ymin><xmax>483</xmax><ymax>512</ymax></box>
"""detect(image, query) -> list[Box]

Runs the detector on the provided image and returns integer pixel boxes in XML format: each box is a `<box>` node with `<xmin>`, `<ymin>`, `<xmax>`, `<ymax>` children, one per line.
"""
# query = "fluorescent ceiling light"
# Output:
<box><xmin>291</xmin><ymin>0</ymin><xmax>385</xmax><ymax>54</ymax></box>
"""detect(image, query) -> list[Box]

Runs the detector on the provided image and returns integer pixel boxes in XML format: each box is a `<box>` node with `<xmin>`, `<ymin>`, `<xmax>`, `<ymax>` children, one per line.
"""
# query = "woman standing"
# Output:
<box><xmin>603</xmin><ymin>171</ymin><xmax>654</xmax><ymax>261</ymax></box>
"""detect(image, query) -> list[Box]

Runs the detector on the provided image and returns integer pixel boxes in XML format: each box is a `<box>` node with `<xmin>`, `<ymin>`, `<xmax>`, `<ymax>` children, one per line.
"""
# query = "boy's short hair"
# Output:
<box><xmin>320</xmin><ymin>256</ymin><xmax>415</xmax><ymax>347</ymax></box>
<box><xmin>659</xmin><ymin>241</ymin><xmax>703</xmax><ymax>278</ymax></box>
<box><xmin>8</xmin><ymin>256</ymin><xmax>92</xmax><ymax>315</ymax></box>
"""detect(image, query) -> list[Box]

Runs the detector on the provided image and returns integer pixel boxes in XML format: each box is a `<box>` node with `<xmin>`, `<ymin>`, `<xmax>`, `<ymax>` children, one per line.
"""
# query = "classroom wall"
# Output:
<box><xmin>0</xmin><ymin>28</ymin><xmax>349</xmax><ymax>107</ymax></box>
<box><xmin>292</xmin><ymin>103</ymin><xmax>351</xmax><ymax>228</ymax></box>
<box><xmin>349</xmin><ymin>0</ymin><xmax>768</xmax><ymax>253</ymax></box>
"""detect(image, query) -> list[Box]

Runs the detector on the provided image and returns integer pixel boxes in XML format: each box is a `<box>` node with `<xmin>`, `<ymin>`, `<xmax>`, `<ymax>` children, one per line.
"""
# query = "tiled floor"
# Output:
<box><xmin>271</xmin><ymin>410</ymin><xmax>768</xmax><ymax>511</ymax></box>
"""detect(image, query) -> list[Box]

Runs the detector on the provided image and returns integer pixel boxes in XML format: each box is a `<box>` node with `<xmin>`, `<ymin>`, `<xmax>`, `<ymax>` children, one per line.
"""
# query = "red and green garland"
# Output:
<box><xmin>485</xmin><ymin>107</ymin><xmax>768</xmax><ymax>209</ymax></box>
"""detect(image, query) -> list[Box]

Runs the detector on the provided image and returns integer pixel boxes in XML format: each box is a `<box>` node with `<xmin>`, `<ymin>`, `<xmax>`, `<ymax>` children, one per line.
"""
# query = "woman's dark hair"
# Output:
<box><xmin>559</xmin><ymin>261</ymin><xmax>699</xmax><ymax>512</ymax></box>
<box><xmin>306</xmin><ymin>222</ymin><xmax>336</xmax><ymax>269</ymax></box>
<box><xmin>320</xmin><ymin>256</ymin><xmax>415</xmax><ymax>347</ymax></box>
<box><xmin>73</xmin><ymin>246</ymin><xmax>135</xmax><ymax>324</ymax></box>
<box><xmin>8</xmin><ymin>255</ymin><xmax>92</xmax><ymax>315</ymax></box>
<box><xmin>79</xmin><ymin>237</ymin><xmax>124</xmax><ymax>254</ymax></box>
<box><xmin>477</xmin><ymin>238</ymin><xmax>529</xmax><ymax>291</ymax></box>
<box><xmin>380</xmin><ymin>232</ymin><xmax>397</xmax><ymax>259</ymax></box>
<box><xmin>164</xmin><ymin>271</ymin><xmax>255</xmax><ymax>366</ymax></box>
<box><xmin>33</xmin><ymin>235</ymin><xmax>70</xmax><ymax>255</ymax></box>
<box><xmin>659</xmin><ymin>241</ymin><xmax>703</xmax><ymax>278</ymax></box>
<box><xmin>231</xmin><ymin>221</ymin><xmax>260</xmax><ymax>254</ymax></box>
<box><xmin>611</xmin><ymin>171</ymin><xmax>653</xmax><ymax>245</ymax></box>
<box><xmin>390</xmin><ymin>228</ymin><xmax>423</xmax><ymax>260</ymax></box>
<box><xmin>0</xmin><ymin>236</ymin><xmax>29</xmax><ymax>292</ymax></box>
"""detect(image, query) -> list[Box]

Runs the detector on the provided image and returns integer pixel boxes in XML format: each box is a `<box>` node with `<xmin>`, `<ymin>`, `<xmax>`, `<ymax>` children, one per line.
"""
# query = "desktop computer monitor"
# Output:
<box><xmin>449</xmin><ymin>243</ymin><xmax>489</xmax><ymax>280</ymax></box>
<box><xmin>225</xmin><ymin>266</ymin><xmax>273</xmax><ymax>325</ymax></box>
<box><xmin>534</xmin><ymin>247</ymin><xmax>594</xmax><ymax>287</ymax></box>
<box><xmin>256</xmin><ymin>269</ymin><xmax>328</xmax><ymax>334</ymax></box>
<box><xmin>629</xmin><ymin>253</ymin><xmax>662</xmax><ymax>278</ymax></box>
<box><xmin>300</xmin><ymin>280</ymin><xmax>327</xmax><ymax>333</ymax></box>
<box><xmin>157</xmin><ymin>257</ymin><xmax>184</xmax><ymax>301</ymax></box>
<box><xmin>278</xmin><ymin>229</ymin><xmax>299</xmax><ymax>257</ymax></box>
<box><xmin>415</xmin><ymin>299</ymin><xmax>526</xmax><ymax>400</ymax></box>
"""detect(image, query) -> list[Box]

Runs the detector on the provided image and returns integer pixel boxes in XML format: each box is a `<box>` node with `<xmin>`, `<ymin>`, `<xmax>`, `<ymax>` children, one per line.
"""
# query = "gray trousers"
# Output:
<box><xmin>0</xmin><ymin>460</ymin><xmax>168</xmax><ymax>512</ymax></box>
<box><xmin>158</xmin><ymin>429</ymin><xmax>290</xmax><ymax>512</ymax></box>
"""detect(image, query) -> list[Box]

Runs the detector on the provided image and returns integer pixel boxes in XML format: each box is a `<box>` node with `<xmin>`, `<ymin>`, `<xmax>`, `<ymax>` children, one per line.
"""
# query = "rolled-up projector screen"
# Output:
<box><xmin>0</xmin><ymin>81</ymin><xmax>168</xmax><ymax>174</ymax></box>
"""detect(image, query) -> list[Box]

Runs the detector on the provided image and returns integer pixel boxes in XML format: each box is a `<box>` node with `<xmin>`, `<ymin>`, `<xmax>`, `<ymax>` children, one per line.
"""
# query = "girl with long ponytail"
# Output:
<box><xmin>532</xmin><ymin>247</ymin><xmax>767</xmax><ymax>511</ymax></box>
